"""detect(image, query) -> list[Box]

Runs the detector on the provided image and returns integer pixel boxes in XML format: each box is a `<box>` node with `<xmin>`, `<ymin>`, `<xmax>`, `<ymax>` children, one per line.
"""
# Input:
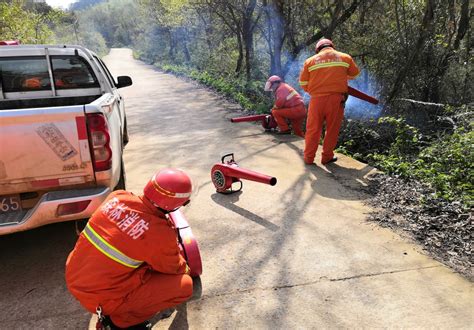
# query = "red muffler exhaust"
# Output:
<box><xmin>211</xmin><ymin>153</ymin><xmax>277</xmax><ymax>194</ymax></box>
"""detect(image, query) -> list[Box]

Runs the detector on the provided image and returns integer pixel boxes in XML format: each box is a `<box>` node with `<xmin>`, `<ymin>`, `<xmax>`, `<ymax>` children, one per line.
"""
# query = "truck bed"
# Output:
<box><xmin>0</xmin><ymin>95</ymin><xmax>100</xmax><ymax>110</ymax></box>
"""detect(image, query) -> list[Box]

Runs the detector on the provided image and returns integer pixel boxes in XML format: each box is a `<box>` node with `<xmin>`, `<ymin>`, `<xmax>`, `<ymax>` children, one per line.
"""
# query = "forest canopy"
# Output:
<box><xmin>69</xmin><ymin>0</ymin><xmax>472</xmax><ymax>108</ymax></box>
<box><xmin>1</xmin><ymin>0</ymin><xmax>471</xmax><ymax>106</ymax></box>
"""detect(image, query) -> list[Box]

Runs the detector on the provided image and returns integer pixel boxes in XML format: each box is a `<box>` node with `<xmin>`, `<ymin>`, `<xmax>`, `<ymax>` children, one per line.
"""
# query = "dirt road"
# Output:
<box><xmin>0</xmin><ymin>49</ymin><xmax>472</xmax><ymax>329</ymax></box>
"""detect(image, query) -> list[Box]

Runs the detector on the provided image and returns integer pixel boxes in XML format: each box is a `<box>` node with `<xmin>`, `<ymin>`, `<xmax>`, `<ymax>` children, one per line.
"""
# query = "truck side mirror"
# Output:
<box><xmin>116</xmin><ymin>76</ymin><xmax>133</xmax><ymax>88</ymax></box>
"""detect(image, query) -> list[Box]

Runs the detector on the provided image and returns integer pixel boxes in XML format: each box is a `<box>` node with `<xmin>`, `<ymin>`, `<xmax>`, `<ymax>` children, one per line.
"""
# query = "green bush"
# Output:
<box><xmin>413</xmin><ymin>127</ymin><xmax>473</xmax><ymax>205</ymax></box>
<box><xmin>338</xmin><ymin>116</ymin><xmax>472</xmax><ymax>208</ymax></box>
<box><xmin>369</xmin><ymin>124</ymin><xmax>472</xmax><ymax>207</ymax></box>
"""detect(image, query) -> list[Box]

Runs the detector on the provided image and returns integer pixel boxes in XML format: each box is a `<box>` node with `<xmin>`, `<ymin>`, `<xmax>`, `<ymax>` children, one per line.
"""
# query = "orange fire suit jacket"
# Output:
<box><xmin>274</xmin><ymin>82</ymin><xmax>304</xmax><ymax>109</ymax></box>
<box><xmin>299</xmin><ymin>48</ymin><xmax>360</xmax><ymax>96</ymax></box>
<box><xmin>23</xmin><ymin>77</ymin><xmax>42</xmax><ymax>89</ymax></box>
<box><xmin>65</xmin><ymin>190</ymin><xmax>189</xmax><ymax>311</ymax></box>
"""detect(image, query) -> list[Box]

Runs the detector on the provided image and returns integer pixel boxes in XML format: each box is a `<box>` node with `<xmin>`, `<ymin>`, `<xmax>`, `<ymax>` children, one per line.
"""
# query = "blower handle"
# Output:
<box><xmin>221</xmin><ymin>153</ymin><xmax>236</xmax><ymax>164</ymax></box>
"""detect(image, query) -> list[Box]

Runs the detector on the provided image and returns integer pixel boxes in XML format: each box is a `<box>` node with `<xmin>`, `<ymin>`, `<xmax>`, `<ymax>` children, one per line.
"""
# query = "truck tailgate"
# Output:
<box><xmin>0</xmin><ymin>106</ymin><xmax>95</xmax><ymax>194</ymax></box>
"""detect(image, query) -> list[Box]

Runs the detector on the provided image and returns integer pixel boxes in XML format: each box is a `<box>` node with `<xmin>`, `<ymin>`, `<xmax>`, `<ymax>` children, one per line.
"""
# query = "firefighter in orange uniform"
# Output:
<box><xmin>265</xmin><ymin>75</ymin><xmax>307</xmax><ymax>137</ymax></box>
<box><xmin>299</xmin><ymin>38</ymin><xmax>360</xmax><ymax>165</ymax></box>
<box><xmin>66</xmin><ymin>169</ymin><xmax>194</xmax><ymax>329</ymax></box>
<box><xmin>23</xmin><ymin>77</ymin><xmax>42</xmax><ymax>89</ymax></box>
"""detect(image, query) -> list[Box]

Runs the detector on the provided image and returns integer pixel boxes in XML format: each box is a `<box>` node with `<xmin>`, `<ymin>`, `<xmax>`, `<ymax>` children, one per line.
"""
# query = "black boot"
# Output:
<box><xmin>102</xmin><ymin>316</ymin><xmax>151</xmax><ymax>330</ymax></box>
<box><xmin>126</xmin><ymin>321</ymin><xmax>152</xmax><ymax>330</ymax></box>
<box><xmin>101</xmin><ymin>316</ymin><xmax>122</xmax><ymax>330</ymax></box>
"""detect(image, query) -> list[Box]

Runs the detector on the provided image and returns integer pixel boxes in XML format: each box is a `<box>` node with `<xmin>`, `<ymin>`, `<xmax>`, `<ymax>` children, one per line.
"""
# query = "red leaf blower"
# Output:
<box><xmin>211</xmin><ymin>153</ymin><xmax>277</xmax><ymax>194</ymax></box>
<box><xmin>348</xmin><ymin>86</ymin><xmax>379</xmax><ymax>104</ymax></box>
<box><xmin>230</xmin><ymin>88</ymin><xmax>378</xmax><ymax>128</ymax></box>
<box><xmin>169</xmin><ymin>210</ymin><xmax>202</xmax><ymax>277</ymax></box>
<box><xmin>230</xmin><ymin>114</ymin><xmax>278</xmax><ymax>130</ymax></box>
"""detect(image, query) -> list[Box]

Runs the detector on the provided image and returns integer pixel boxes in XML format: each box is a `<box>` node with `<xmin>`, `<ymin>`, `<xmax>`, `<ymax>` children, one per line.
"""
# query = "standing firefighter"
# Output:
<box><xmin>66</xmin><ymin>169</ymin><xmax>194</xmax><ymax>329</ymax></box>
<box><xmin>265</xmin><ymin>75</ymin><xmax>307</xmax><ymax>137</ymax></box>
<box><xmin>299</xmin><ymin>38</ymin><xmax>360</xmax><ymax>165</ymax></box>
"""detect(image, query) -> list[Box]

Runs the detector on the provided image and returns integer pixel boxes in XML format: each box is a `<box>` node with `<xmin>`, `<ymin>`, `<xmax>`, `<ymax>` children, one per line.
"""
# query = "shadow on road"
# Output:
<box><xmin>279</xmin><ymin>140</ymin><xmax>374</xmax><ymax>200</ymax></box>
<box><xmin>324</xmin><ymin>162</ymin><xmax>375</xmax><ymax>188</ymax></box>
<box><xmin>211</xmin><ymin>192</ymin><xmax>280</xmax><ymax>232</ymax></box>
<box><xmin>0</xmin><ymin>222</ymin><xmax>90</xmax><ymax>328</ymax></box>
<box><xmin>150</xmin><ymin>277</ymin><xmax>202</xmax><ymax>329</ymax></box>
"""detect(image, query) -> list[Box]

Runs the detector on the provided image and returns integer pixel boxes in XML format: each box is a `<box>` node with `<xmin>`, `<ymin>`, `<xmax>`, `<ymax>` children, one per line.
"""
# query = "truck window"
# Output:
<box><xmin>0</xmin><ymin>57</ymin><xmax>51</xmax><ymax>92</ymax></box>
<box><xmin>94</xmin><ymin>55</ymin><xmax>116</xmax><ymax>88</ymax></box>
<box><xmin>51</xmin><ymin>56</ymin><xmax>99</xmax><ymax>90</ymax></box>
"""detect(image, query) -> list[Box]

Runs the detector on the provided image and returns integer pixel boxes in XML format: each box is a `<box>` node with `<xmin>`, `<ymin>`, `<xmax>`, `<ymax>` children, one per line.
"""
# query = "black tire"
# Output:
<box><xmin>114</xmin><ymin>159</ymin><xmax>126</xmax><ymax>191</ymax></box>
<box><xmin>75</xmin><ymin>218</ymin><xmax>88</xmax><ymax>235</ymax></box>
<box><xmin>123</xmin><ymin>117</ymin><xmax>129</xmax><ymax>147</ymax></box>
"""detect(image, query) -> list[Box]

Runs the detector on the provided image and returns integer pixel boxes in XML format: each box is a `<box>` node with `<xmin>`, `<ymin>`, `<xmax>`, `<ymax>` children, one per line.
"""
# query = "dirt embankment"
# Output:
<box><xmin>367</xmin><ymin>173</ymin><xmax>472</xmax><ymax>280</ymax></box>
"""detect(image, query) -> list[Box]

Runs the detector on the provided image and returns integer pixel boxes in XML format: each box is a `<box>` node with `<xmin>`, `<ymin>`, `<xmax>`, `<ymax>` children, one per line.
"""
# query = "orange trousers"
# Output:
<box><xmin>271</xmin><ymin>104</ymin><xmax>307</xmax><ymax>137</ymax></box>
<box><xmin>304</xmin><ymin>94</ymin><xmax>344</xmax><ymax>164</ymax></box>
<box><xmin>95</xmin><ymin>273</ymin><xmax>193</xmax><ymax>327</ymax></box>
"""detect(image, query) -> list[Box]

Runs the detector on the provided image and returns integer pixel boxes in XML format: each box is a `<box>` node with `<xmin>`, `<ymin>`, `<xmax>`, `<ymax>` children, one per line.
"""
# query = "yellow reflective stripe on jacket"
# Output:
<box><xmin>308</xmin><ymin>61</ymin><xmax>350</xmax><ymax>72</ymax></box>
<box><xmin>83</xmin><ymin>223</ymin><xmax>144</xmax><ymax>268</ymax></box>
<box><xmin>299</xmin><ymin>81</ymin><xmax>308</xmax><ymax>86</ymax></box>
<box><xmin>286</xmin><ymin>90</ymin><xmax>298</xmax><ymax>100</ymax></box>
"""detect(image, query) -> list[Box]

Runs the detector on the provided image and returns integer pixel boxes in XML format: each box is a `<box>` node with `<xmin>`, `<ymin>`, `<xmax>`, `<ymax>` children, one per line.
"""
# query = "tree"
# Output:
<box><xmin>0</xmin><ymin>0</ymin><xmax>58</xmax><ymax>44</ymax></box>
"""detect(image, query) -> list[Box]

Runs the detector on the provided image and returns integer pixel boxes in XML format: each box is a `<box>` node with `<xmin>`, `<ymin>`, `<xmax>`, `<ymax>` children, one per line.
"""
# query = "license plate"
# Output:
<box><xmin>0</xmin><ymin>195</ymin><xmax>22</xmax><ymax>214</ymax></box>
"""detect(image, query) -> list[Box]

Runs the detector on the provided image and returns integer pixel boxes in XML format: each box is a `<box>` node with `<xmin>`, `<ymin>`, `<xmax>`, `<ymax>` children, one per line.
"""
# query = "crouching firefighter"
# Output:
<box><xmin>265</xmin><ymin>75</ymin><xmax>307</xmax><ymax>137</ymax></box>
<box><xmin>65</xmin><ymin>169</ymin><xmax>194</xmax><ymax>329</ymax></box>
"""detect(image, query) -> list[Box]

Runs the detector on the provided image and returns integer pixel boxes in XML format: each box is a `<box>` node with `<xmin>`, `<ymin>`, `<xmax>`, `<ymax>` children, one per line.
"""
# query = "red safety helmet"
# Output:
<box><xmin>143</xmin><ymin>168</ymin><xmax>193</xmax><ymax>212</ymax></box>
<box><xmin>264</xmin><ymin>75</ymin><xmax>282</xmax><ymax>91</ymax></box>
<box><xmin>315</xmin><ymin>38</ymin><xmax>334</xmax><ymax>53</ymax></box>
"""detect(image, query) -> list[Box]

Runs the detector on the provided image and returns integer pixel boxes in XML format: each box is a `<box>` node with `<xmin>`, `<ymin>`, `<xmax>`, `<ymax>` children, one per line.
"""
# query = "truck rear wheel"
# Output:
<box><xmin>75</xmin><ymin>219</ymin><xmax>87</xmax><ymax>235</ymax></box>
<box><xmin>114</xmin><ymin>159</ymin><xmax>126</xmax><ymax>190</ymax></box>
<box><xmin>123</xmin><ymin>117</ymin><xmax>129</xmax><ymax>147</ymax></box>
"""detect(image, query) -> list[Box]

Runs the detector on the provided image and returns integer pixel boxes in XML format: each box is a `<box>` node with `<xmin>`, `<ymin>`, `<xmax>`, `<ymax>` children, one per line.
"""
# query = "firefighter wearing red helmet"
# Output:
<box><xmin>299</xmin><ymin>38</ymin><xmax>360</xmax><ymax>165</ymax></box>
<box><xmin>265</xmin><ymin>75</ymin><xmax>307</xmax><ymax>137</ymax></box>
<box><xmin>315</xmin><ymin>38</ymin><xmax>334</xmax><ymax>53</ymax></box>
<box><xmin>66</xmin><ymin>169</ymin><xmax>194</xmax><ymax>329</ymax></box>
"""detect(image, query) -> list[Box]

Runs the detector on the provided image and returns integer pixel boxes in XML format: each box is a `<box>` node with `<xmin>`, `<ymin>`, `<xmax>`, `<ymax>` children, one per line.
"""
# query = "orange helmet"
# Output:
<box><xmin>315</xmin><ymin>38</ymin><xmax>334</xmax><ymax>53</ymax></box>
<box><xmin>143</xmin><ymin>168</ymin><xmax>193</xmax><ymax>212</ymax></box>
<box><xmin>264</xmin><ymin>75</ymin><xmax>282</xmax><ymax>91</ymax></box>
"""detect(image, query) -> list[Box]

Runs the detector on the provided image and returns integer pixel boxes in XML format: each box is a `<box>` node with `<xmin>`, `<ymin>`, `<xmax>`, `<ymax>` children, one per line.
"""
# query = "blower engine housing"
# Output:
<box><xmin>211</xmin><ymin>153</ymin><xmax>277</xmax><ymax>194</ymax></box>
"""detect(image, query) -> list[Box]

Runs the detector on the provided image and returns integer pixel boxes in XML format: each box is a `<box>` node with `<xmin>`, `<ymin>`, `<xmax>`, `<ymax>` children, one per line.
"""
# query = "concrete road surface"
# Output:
<box><xmin>0</xmin><ymin>49</ymin><xmax>472</xmax><ymax>329</ymax></box>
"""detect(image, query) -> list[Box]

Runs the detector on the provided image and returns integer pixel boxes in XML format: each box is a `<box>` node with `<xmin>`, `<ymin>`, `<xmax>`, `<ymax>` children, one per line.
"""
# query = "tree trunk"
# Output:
<box><xmin>181</xmin><ymin>28</ymin><xmax>191</xmax><ymax>63</ymax></box>
<box><xmin>283</xmin><ymin>0</ymin><xmax>360</xmax><ymax>75</ymax></box>
<box><xmin>262</xmin><ymin>0</ymin><xmax>285</xmax><ymax>77</ymax></box>
<box><xmin>269</xmin><ymin>0</ymin><xmax>284</xmax><ymax>77</ymax></box>
<box><xmin>235</xmin><ymin>32</ymin><xmax>243</xmax><ymax>76</ymax></box>
<box><xmin>168</xmin><ymin>29</ymin><xmax>175</xmax><ymax>60</ymax></box>
<box><xmin>243</xmin><ymin>24</ymin><xmax>253</xmax><ymax>81</ymax></box>
<box><xmin>387</xmin><ymin>0</ymin><xmax>436</xmax><ymax>103</ymax></box>
<box><xmin>242</xmin><ymin>0</ymin><xmax>258</xmax><ymax>82</ymax></box>
<box><xmin>429</xmin><ymin>0</ymin><xmax>470</xmax><ymax>103</ymax></box>
<box><xmin>461</xmin><ymin>5</ymin><xmax>472</xmax><ymax>103</ymax></box>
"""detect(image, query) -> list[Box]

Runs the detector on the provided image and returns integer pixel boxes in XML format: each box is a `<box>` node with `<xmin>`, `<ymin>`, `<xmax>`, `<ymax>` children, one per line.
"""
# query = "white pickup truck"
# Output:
<box><xmin>0</xmin><ymin>44</ymin><xmax>132</xmax><ymax>235</ymax></box>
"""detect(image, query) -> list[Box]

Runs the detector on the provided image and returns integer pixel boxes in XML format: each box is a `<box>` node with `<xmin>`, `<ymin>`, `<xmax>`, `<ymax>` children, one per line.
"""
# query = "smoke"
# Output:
<box><xmin>345</xmin><ymin>70</ymin><xmax>382</xmax><ymax>119</ymax></box>
<box><xmin>281</xmin><ymin>53</ymin><xmax>382</xmax><ymax>119</ymax></box>
<box><xmin>281</xmin><ymin>49</ymin><xmax>313</xmax><ymax>104</ymax></box>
